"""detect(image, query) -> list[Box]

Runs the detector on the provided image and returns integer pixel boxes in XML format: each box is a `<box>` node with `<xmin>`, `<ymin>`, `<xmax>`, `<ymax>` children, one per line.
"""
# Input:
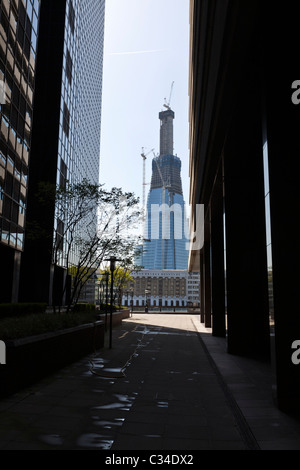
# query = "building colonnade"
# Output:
<box><xmin>189</xmin><ymin>0</ymin><xmax>300</xmax><ymax>415</ymax></box>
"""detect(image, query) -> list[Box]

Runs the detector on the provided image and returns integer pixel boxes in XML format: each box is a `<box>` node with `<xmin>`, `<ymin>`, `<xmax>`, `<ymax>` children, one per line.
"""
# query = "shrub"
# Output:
<box><xmin>99</xmin><ymin>303</ymin><xmax>117</xmax><ymax>313</ymax></box>
<box><xmin>0</xmin><ymin>303</ymin><xmax>47</xmax><ymax>319</ymax></box>
<box><xmin>73</xmin><ymin>303</ymin><xmax>96</xmax><ymax>313</ymax></box>
<box><xmin>0</xmin><ymin>311</ymin><xmax>98</xmax><ymax>341</ymax></box>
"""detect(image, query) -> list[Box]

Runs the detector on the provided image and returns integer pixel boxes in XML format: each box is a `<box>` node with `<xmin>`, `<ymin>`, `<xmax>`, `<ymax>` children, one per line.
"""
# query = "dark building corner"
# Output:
<box><xmin>188</xmin><ymin>0</ymin><xmax>300</xmax><ymax>415</ymax></box>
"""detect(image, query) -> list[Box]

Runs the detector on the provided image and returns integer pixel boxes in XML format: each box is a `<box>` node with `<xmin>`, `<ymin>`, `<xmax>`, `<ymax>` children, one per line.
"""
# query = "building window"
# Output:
<box><xmin>56</xmin><ymin>218</ymin><xmax>64</xmax><ymax>251</ymax></box>
<box><xmin>69</xmin><ymin>1</ymin><xmax>75</xmax><ymax>34</ymax></box>
<box><xmin>17</xmin><ymin>16</ymin><xmax>25</xmax><ymax>48</ymax></box>
<box><xmin>66</xmin><ymin>49</ymin><xmax>72</xmax><ymax>84</ymax></box>
<box><xmin>60</xmin><ymin>159</ymin><xmax>67</xmax><ymax>188</ymax></box>
<box><xmin>63</xmin><ymin>102</ymin><xmax>70</xmax><ymax>137</ymax></box>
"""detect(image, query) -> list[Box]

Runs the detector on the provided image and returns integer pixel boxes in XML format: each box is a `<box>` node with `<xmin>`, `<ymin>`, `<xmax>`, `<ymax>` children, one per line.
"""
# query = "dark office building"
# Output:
<box><xmin>18</xmin><ymin>0</ymin><xmax>105</xmax><ymax>305</ymax></box>
<box><xmin>0</xmin><ymin>0</ymin><xmax>40</xmax><ymax>302</ymax></box>
<box><xmin>189</xmin><ymin>0</ymin><xmax>300</xmax><ymax>415</ymax></box>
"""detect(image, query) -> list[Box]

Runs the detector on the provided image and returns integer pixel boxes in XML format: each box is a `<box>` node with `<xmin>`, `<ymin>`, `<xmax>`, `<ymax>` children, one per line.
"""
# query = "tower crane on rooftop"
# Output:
<box><xmin>163</xmin><ymin>81</ymin><xmax>174</xmax><ymax>110</ymax></box>
<box><xmin>141</xmin><ymin>147</ymin><xmax>154</xmax><ymax>220</ymax></box>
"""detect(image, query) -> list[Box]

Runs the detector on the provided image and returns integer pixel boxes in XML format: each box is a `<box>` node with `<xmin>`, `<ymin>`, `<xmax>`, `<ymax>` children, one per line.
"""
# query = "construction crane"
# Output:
<box><xmin>141</xmin><ymin>147</ymin><xmax>154</xmax><ymax>221</ymax></box>
<box><xmin>153</xmin><ymin>151</ymin><xmax>171</xmax><ymax>197</ymax></box>
<box><xmin>163</xmin><ymin>81</ymin><xmax>174</xmax><ymax>110</ymax></box>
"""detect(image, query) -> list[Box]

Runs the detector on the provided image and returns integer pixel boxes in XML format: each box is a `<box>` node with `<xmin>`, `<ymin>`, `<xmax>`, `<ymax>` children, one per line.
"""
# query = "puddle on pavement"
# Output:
<box><xmin>77</xmin><ymin>433</ymin><xmax>114</xmax><ymax>449</ymax></box>
<box><xmin>39</xmin><ymin>434</ymin><xmax>64</xmax><ymax>446</ymax></box>
<box><xmin>92</xmin><ymin>357</ymin><xmax>109</xmax><ymax>364</ymax></box>
<box><xmin>133</xmin><ymin>328</ymin><xmax>187</xmax><ymax>336</ymax></box>
<box><xmin>94</xmin><ymin>393</ymin><xmax>136</xmax><ymax>411</ymax></box>
<box><xmin>90</xmin><ymin>364</ymin><xmax>125</xmax><ymax>378</ymax></box>
<box><xmin>81</xmin><ymin>370</ymin><xmax>93</xmax><ymax>377</ymax></box>
<box><xmin>88</xmin><ymin>358</ymin><xmax>109</xmax><ymax>370</ymax></box>
<box><xmin>93</xmin><ymin>418</ymin><xmax>125</xmax><ymax>429</ymax></box>
<box><xmin>93</xmin><ymin>376</ymin><xmax>116</xmax><ymax>384</ymax></box>
<box><xmin>157</xmin><ymin>401</ymin><xmax>169</xmax><ymax>408</ymax></box>
<box><xmin>114</xmin><ymin>393</ymin><xmax>136</xmax><ymax>402</ymax></box>
<box><xmin>100</xmin><ymin>368</ymin><xmax>124</xmax><ymax>377</ymax></box>
<box><xmin>96</xmin><ymin>402</ymin><xmax>125</xmax><ymax>410</ymax></box>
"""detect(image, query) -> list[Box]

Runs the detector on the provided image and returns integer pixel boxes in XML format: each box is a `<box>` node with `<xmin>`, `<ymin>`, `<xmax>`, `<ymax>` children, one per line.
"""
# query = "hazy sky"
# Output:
<box><xmin>99</xmin><ymin>0</ymin><xmax>190</xmax><ymax>210</ymax></box>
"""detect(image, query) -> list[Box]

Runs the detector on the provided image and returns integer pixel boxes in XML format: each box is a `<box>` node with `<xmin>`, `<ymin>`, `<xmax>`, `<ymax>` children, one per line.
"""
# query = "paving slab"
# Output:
<box><xmin>0</xmin><ymin>313</ymin><xmax>300</xmax><ymax>453</ymax></box>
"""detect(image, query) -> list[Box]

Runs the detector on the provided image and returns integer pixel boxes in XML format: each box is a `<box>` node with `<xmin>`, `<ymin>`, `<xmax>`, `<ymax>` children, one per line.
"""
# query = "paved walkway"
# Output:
<box><xmin>0</xmin><ymin>314</ymin><xmax>300</xmax><ymax>452</ymax></box>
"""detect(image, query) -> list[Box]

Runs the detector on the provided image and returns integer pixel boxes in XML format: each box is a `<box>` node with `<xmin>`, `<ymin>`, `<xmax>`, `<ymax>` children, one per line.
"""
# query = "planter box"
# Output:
<box><xmin>0</xmin><ymin>320</ymin><xmax>105</xmax><ymax>398</ymax></box>
<box><xmin>98</xmin><ymin>309</ymin><xmax>130</xmax><ymax>327</ymax></box>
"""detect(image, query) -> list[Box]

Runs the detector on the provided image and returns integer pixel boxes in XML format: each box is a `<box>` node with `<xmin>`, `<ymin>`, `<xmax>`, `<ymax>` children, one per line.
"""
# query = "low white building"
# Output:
<box><xmin>122</xmin><ymin>269</ymin><xmax>200</xmax><ymax>309</ymax></box>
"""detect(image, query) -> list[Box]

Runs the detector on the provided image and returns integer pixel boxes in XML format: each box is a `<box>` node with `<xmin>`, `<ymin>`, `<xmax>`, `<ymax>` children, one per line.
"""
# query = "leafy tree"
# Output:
<box><xmin>100</xmin><ymin>264</ymin><xmax>134</xmax><ymax>309</ymax></box>
<box><xmin>29</xmin><ymin>179</ymin><xmax>141</xmax><ymax>312</ymax></box>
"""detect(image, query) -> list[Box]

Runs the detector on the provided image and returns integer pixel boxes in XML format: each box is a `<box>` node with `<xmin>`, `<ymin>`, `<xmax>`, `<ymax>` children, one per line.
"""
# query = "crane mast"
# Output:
<box><xmin>164</xmin><ymin>81</ymin><xmax>174</xmax><ymax>110</ymax></box>
<box><xmin>141</xmin><ymin>147</ymin><xmax>154</xmax><ymax>223</ymax></box>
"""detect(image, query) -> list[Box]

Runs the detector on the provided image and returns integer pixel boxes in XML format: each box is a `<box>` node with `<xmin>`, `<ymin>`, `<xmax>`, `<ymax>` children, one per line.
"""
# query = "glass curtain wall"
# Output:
<box><xmin>0</xmin><ymin>0</ymin><xmax>40</xmax><ymax>252</ymax></box>
<box><xmin>55</xmin><ymin>0</ymin><xmax>105</xmax><ymax>269</ymax></box>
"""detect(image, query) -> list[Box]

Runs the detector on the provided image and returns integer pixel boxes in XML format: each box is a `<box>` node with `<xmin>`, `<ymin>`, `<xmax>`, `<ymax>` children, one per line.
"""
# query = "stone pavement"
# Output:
<box><xmin>0</xmin><ymin>313</ymin><xmax>300</xmax><ymax>452</ymax></box>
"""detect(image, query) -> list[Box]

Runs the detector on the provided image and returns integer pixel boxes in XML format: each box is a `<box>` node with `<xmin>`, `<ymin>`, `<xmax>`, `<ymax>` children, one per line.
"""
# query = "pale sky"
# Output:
<box><xmin>99</xmin><ymin>0</ymin><xmax>190</xmax><ymax>212</ymax></box>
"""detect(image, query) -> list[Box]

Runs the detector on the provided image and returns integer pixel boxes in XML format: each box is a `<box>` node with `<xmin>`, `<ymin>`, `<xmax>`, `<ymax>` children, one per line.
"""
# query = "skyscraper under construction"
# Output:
<box><xmin>141</xmin><ymin>106</ymin><xmax>189</xmax><ymax>270</ymax></box>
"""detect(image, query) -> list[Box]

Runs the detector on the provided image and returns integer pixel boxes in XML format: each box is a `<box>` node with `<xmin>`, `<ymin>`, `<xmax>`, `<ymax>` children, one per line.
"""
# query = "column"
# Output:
<box><xmin>200</xmin><ymin>250</ymin><xmax>205</xmax><ymax>323</ymax></box>
<box><xmin>262</xmin><ymin>6</ymin><xmax>300</xmax><ymax>413</ymax></box>
<box><xmin>210</xmin><ymin>164</ymin><xmax>226</xmax><ymax>337</ymax></box>
<box><xmin>11</xmin><ymin>251</ymin><xmax>21</xmax><ymax>303</ymax></box>
<box><xmin>223</xmin><ymin>79</ymin><xmax>269</xmax><ymax>357</ymax></box>
<box><xmin>203</xmin><ymin>209</ymin><xmax>211</xmax><ymax>328</ymax></box>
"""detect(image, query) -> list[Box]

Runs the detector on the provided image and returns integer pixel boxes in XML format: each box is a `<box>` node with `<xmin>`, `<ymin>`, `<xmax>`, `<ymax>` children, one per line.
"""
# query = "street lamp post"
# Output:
<box><xmin>102</xmin><ymin>271</ymin><xmax>109</xmax><ymax>331</ymax></box>
<box><xmin>98</xmin><ymin>279</ymin><xmax>103</xmax><ymax>309</ymax></box>
<box><xmin>104</xmin><ymin>256</ymin><xmax>121</xmax><ymax>349</ymax></box>
<box><xmin>130</xmin><ymin>287</ymin><xmax>134</xmax><ymax>317</ymax></box>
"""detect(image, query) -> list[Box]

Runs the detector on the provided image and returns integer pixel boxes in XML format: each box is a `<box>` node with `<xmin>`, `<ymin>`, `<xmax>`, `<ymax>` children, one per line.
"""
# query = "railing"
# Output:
<box><xmin>129</xmin><ymin>306</ymin><xmax>200</xmax><ymax>313</ymax></box>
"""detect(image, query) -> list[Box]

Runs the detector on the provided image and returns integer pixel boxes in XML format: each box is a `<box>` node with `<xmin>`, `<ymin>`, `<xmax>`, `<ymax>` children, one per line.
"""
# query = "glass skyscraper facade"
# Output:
<box><xmin>55</xmin><ymin>0</ymin><xmax>105</xmax><ymax>270</ymax></box>
<box><xmin>19</xmin><ymin>0</ymin><xmax>105</xmax><ymax>304</ymax></box>
<box><xmin>141</xmin><ymin>108</ymin><xmax>189</xmax><ymax>270</ymax></box>
<box><xmin>0</xmin><ymin>0</ymin><xmax>41</xmax><ymax>302</ymax></box>
<box><xmin>57</xmin><ymin>0</ymin><xmax>104</xmax><ymax>189</ymax></box>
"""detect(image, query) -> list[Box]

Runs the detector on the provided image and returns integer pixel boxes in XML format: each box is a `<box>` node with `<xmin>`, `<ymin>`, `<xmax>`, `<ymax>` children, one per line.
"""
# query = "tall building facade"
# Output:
<box><xmin>19</xmin><ymin>0</ymin><xmax>105</xmax><ymax>304</ymax></box>
<box><xmin>0</xmin><ymin>0</ymin><xmax>41</xmax><ymax>302</ymax></box>
<box><xmin>189</xmin><ymin>0</ymin><xmax>300</xmax><ymax>415</ymax></box>
<box><xmin>141</xmin><ymin>107</ymin><xmax>189</xmax><ymax>270</ymax></box>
